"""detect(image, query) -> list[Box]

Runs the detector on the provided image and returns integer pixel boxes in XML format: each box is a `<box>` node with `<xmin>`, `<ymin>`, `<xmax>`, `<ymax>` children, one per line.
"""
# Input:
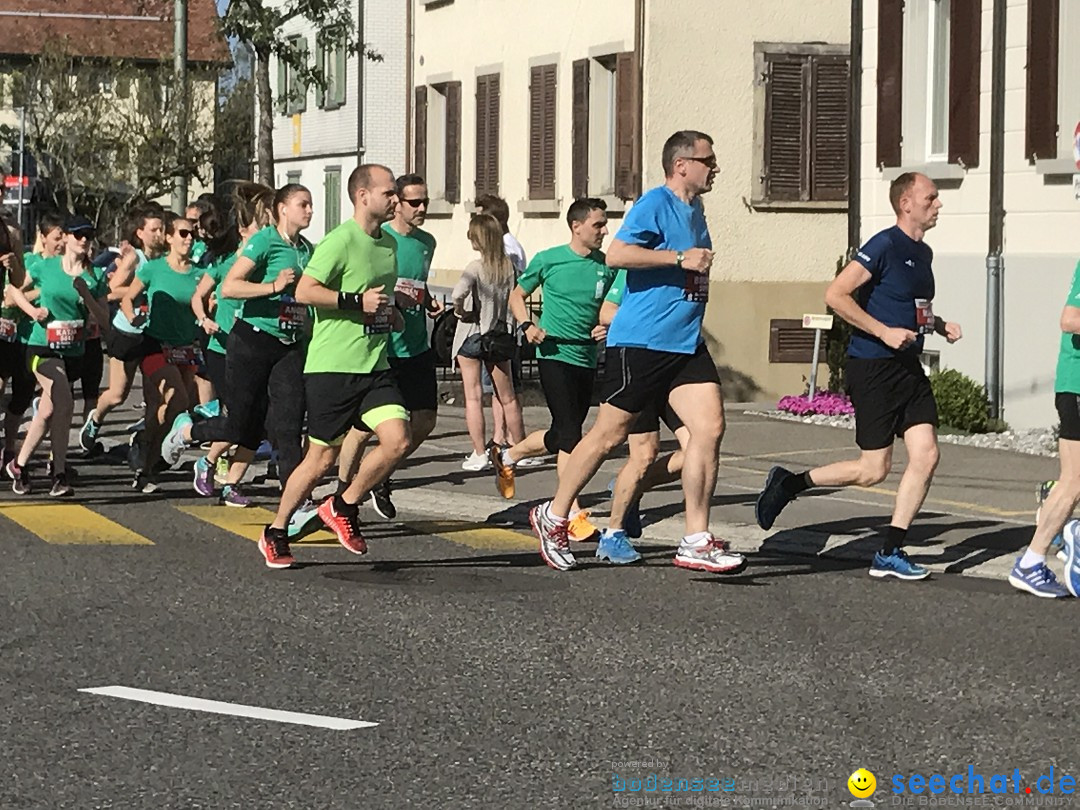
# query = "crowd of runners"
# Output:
<box><xmin>1</xmin><ymin>129</ymin><xmax>1079</xmax><ymax>599</ymax></box>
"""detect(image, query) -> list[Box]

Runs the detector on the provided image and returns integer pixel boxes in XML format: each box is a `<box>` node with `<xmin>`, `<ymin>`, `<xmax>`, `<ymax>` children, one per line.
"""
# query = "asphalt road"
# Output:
<box><xmin>1</xmin><ymin>404</ymin><xmax>1076</xmax><ymax>809</ymax></box>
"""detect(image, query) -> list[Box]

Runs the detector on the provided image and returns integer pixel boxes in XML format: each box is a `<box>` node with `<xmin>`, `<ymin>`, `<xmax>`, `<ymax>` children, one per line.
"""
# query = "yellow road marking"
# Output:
<box><xmin>0</xmin><ymin>503</ymin><xmax>153</xmax><ymax>545</ymax></box>
<box><xmin>404</xmin><ymin>519</ymin><xmax>535</xmax><ymax>551</ymax></box>
<box><xmin>175</xmin><ymin>505</ymin><xmax>339</xmax><ymax>547</ymax></box>
<box><xmin>730</xmin><ymin>446</ymin><xmax>853</xmax><ymax>460</ymax></box>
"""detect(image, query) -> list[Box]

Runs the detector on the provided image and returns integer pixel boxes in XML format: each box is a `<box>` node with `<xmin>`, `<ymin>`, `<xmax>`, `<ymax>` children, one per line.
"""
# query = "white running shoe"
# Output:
<box><xmin>461</xmin><ymin>451</ymin><xmax>491</xmax><ymax>471</ymax></box>
<box><xmin>673</xmin><ymin>534</ymin><xmax>747</xmax><ymax>574</ymax></box>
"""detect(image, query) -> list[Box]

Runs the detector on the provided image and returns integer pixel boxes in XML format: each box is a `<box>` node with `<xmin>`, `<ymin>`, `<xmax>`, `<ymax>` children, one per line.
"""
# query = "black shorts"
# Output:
<box><xmin>846</xmin><ymin>355</ymin><xmax>938</xmax><ymax>451</ymax></box>
<box><xmin>629</xmin><ymin>401</ymin><xmax>685</xmax><ymax>435</ymax></box>
<box><xmin>0</xmin><ymin>340</ymin><xmax>34</xmax><ymax>413</ymax></box>
<box><xmin>538</xmin><ymin>358</ymin><xmax>595</xmax><ymax>454</ymax></box>
<box><xmin>601</xmin><ymin>343</ymin><xmax>720</xmax><ymax>416</ymax></box>
<box><xmin>204</xmin><ymin>347</ymin><xmax>228</xmax><ymax>403</ymax></box>
<box><xmin>106</xmin><ymin>328</ymin><xmax>151</xmax><ymax>363</ymax></box>
<box><xmin>1056</xmin><ymin>393</ymin><xmax>1080</xmax><ymax>441</ymax></box>
<box><xmin>389</xmin><ymin>349</ymin><xmax>438</xmax><ymax>413</ymax></box>
<box><xmin>304</xmin><ymin>370</ymin><xmax>407</xmax><ymax>446</ymax></box>
<box><xmin>65</xmin><ymin>337</ymin><xmax>104</xmax><ymax>400</ymax></box>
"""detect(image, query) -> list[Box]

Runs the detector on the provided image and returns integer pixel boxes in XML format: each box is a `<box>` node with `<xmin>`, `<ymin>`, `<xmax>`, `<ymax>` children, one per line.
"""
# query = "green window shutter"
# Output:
<box><xmin>315</xmin><ymin>41</ymin><xmax>326</xmax><ymax>109</ymax></box>
<box><xmin>334</xmin><ymin>43</ymin><xmax>347</xmax><ymax>107</ymax></box>
<box><xmin>295</xmin><ymin>38</ymin><xmax>309</xmax><ymax>114</ymax></box>
<box><xmin>277</xmin><ymin>54</ymin><xmax>287</xmax><ymax>114</ymax></box>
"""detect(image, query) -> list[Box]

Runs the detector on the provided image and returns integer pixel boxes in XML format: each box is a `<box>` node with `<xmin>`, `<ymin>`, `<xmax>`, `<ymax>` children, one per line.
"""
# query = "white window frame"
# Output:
<box><xmin>902</xmin><ymin>0</ymin><xmax>952</xmax><ymax>165</ymax></box>
<box><xmin>426</xmin><ymin>84</ymin><xmax>448</xmax><ymax>200</ymax></box>
<box><xmin>1058</xmin><ymin>1</ymin><xmax>1080</xmax><ymax>159</ymax></box>
<box><xmin>587</xmin><ymin>56</ymin><xmax>617</xmax><ymax>196</ymax></box>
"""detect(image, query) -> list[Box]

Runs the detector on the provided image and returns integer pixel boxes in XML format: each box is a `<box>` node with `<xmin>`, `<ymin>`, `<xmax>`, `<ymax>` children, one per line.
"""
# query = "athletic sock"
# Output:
<box><xmin>501</xmin><ymin>449</ymin><xmax>515</xmax><ymax>467</ymax></box>
<box><xmin>333</xmin><ymin>493</ymin><xmax>359</xmax><ymax>515</ymax></box>
<box><xmin>882</xmin><ymin>525</ymin><xmax>908</xmax><ymax>555</ymax></box>
<box><xmin>546</xmin><ymin>503</ymin><xmax>568</xmax><ymax>524</ymax></box>
<box><xmin>683</xmin><ymin>531</ymin><xmax>712</xmax><ymax>546</ymax></box>
<box><xmin>781</xmin><ymin>471</ymin><xmax>814</xmax><ymax>497</ymax></box>
<box><xmin>335</xmin><ymin>478</ymin><xmax>349</xmax><ymax>497</ymax></box>
<box><xmin>1020</xmin><ymin>549</ymin><xmax>1046</xmax><ymax>569</ymax></box>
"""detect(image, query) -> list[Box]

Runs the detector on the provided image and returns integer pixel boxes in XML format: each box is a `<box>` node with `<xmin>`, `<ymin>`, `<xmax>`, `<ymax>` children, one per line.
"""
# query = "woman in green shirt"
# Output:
<box><xmin>0</xmin><ymin>214</ymin><xmax>30</xmax><ymax>467</ymax></box>
<box><xmin>120</xmin><ymin>212</ymin><xmax>203</xmax><ymax>492</ymax></box>
<box><xmin>5</xmin><ymin>216</ymin><xmax>110</xmax><ymax>497</ymax></box>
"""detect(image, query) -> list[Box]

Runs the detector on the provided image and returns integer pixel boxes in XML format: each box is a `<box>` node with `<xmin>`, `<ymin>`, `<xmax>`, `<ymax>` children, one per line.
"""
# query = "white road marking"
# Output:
<box><xmin>78</xmin><ymin>686</ymin><xmax>378</xmax><ymax>731</ymax></box>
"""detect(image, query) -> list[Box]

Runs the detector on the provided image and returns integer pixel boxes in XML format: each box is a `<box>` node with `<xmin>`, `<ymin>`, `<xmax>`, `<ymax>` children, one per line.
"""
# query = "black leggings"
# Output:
<box><xmin>538</xmin><ymin>358</ymin><xmax>595</xmax><ymax>454</ymax></box>
<box><xmin>64</xmin><ymin>338</ymin><xmax>104</xmax><ymax>404</ymax></box>
<box><xmin>190</xmin><ymin>320</ymin><xmax>305</xmax><ymax>483</ymax></box>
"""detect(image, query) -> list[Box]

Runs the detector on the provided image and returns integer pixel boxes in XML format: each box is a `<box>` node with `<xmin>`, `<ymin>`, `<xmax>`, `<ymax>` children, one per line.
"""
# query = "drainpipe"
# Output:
<box><xmin>404</xmin><ymin>0</ymin><xmax>413</xmax><ymax>170</ymax></box>
<box><xmin>634</xmin><ymin>0</ymin><xmax>644</xmax><ymax>192</ymax></box>
<box><xmin>985</xmin><ymin>0</ymin><xmax>1007</xmax><ymax>420</ymax></box>
<box><xmin>847</xmin><ymin>0</ymin><xmax>862</xmax><ymax>258</ymax></box>
<box><xmin>358</xmin><ymin>0</ymin><xmax>367</xmax><ymax>161</ymax></box>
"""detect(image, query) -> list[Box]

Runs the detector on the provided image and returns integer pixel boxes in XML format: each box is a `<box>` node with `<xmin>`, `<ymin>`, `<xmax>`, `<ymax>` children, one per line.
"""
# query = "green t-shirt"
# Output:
<box><xmin>604</xmin><ymin>269</ymin><xmax>627</xmax><ymax>306</ymax></box>
<box><xmin>517</xmin><ymin>245</ymin><xmax>616</xmax><ymax>368</ymax></box>
<box><xmin>303</xmin><ymin>219</ymin><xmax>398</xmax><ymax>375</ymax></box>
<box><xmin>1057</xmin><ymin>260</ymin><xmax>1080</xmax><ymax>394</ymax></box>
<box><xmin>2</xmin><ymin>252</ymin><xmax>40</xmax><ymax>343</ymax></box>
<box><xmin>191</xmin><ymin>240</ymin><xmax>208</xmax><ymax>265</ymax></box>
<box><xmin>237</xmin><ymin>225</ymin><xmax>313</xmax><ymax>341</ymax></box>
<box><xmin>136</xmin><ymin>258</ymin><xmax>203</xmax><ymax>347</ymax></box>
<box><xmin>387</xmin><ymin>225</ymin><xmax>437</xmax><ymax>359</ymax></box>
<box><xmin>26</xmin><ymin>257</ymin><xmax>108</xmax><ymax>357</ymax></box>
<box><xmin>204</xmin><ymin>254</ymin><xmax>240</xmax><ymax>355</ymax></box>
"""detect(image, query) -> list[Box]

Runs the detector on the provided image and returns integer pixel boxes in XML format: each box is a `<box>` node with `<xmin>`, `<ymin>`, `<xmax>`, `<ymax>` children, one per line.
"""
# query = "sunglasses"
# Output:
<box><xmin>402</xmin><ymin>198</ymin><xmax>430</xmax><ymax>208</ymax></box>
<box><xmin>176</xmin><ymin>229</ymin><xmax>194</xmax><ymax>239</ymax></box>
<box><xmin>682</xmin><ymin>156</ymin><xmax>718</xmax><ymax>170</ymax></box>
<box><xmin>68</xmin><ymin>231</ymin><xmax>95</xmax><ymax>241</ymax></box>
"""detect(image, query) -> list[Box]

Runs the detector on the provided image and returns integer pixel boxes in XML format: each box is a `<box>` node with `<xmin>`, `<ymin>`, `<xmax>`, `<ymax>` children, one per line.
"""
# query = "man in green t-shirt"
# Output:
<box><xmin>334</xmin><ymin>173</ymin><xmax>443</xmax><ymax>520</ymax></box>
<box><xmin>488</xmin><ymin>198</ymin><xmax>621</xmax><ymax>542</ymax></box>
<box><xmin>259</xmin><ymin>163</ymin><xmax>411</xmax><ymax>569</ymax></box>
<box><xmin>1013</xmin><ymin>260</ymin><xmax>1080</xmax><ymax>598</ymax></box>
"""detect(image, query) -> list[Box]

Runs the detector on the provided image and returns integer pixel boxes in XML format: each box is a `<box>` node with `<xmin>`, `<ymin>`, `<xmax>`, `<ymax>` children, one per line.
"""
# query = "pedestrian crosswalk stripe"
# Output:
<box><xmin>0</xmin><ymin>503</ymin><xmax>154</xmax><ymax>545</ymax></box>
<box><xmin>174</xmin><ymin>504</ymin><xmax>339</xmax><ymax>546</ymax></box>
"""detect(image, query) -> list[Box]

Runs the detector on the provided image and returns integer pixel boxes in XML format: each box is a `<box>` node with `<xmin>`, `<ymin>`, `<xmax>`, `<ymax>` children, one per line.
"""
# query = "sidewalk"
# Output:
<box><xmin>386</xmin><ymin>402</ymin><xmax>1057</xmax><ymax>583</ymax></box>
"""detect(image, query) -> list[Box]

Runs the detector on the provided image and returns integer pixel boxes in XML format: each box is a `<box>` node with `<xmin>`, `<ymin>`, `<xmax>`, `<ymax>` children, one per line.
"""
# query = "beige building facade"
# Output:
<box><xmin>412</xmin><ymin>0</ymin><xmax>851</xmax><ymax>401</ymax></box>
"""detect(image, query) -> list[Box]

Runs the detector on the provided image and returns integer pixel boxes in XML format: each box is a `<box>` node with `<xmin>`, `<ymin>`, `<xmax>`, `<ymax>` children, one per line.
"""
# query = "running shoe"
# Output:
<box><xmin>287</xmin><ymin>498</ymin><xmax>322</xmax><ymax>540</ymax></box>
<box><xmin>1061</xmin><ymin>519</ymin><xmax>1080</xmax><ymax>597</ymax></box>
<box><xmin>369</xmin><ymin>480</ymin><xmax>397</xmax><ymax>520</ymax></box>
<box><xmin>78</xmin><ymin>410</ymin><xmax>101</xmax><ymax>452</ymax></box>
<box><xmin>317</xmin><ymin>497</ymin><xmax>368</xmax><ymax>555</ymax></box>
<box><xmin>7</xmin><ymin>459</ymin><xmax>30</xmax><ymax>495</ymax></box>
<box><xmin>220</xmin><ymin>484</ymin><xmax>252</xmax><ymax>508</ymax></box>
<box><xmin>258</xmin><ymin>527</ymin><xmax>296</xmax><ymax>569</ymax></box>
<box><xmin>31</xmin><ymin>397</ymin><xmax>40</xmax><ymax>420</ymax></box>
<box><xmin>132</xmin><ymin>472</ymin><xmax>158</xmax><ymax>494</ymax></box>
<box><xmin>161</xmin><ymin>411</ymin><xmax>193</xmax><ymax>469</ymax></box>
<box><xmin>490</xmin><ymin>445</ymin><xmax>515</xmax><ymax>499</ymax></box>
<box><xmin>673</xmin><ymin>534</ymin><xmax>747</xmax><ymax>574</ymax></box>
<box><xmin>255</xmin><ymin>439</ymin><xmax>274</xmax><ymax>461</ymax></box>
<box><xmin>214</xmin><ymin>454</ymin><xmax>230</xmax><ymax>487</ymax></box>
<box><xmin>567</xmin><ymin>510</ymin><xmax>599</xmax><ymax>542</ymax></box>
<box><xmin>46</xmin><ymin>459</ymin><xmax>78</xmax><ymax>483</ymax></box>
<box><xmin>607</xmin><ymin>477</ymin><xmax>643</xmax><ymax>539</ymax></box>
<box><xmin>530</xmin><ymin>502</ymin><xmax>576</xmax><ymax>571</ymax></box>
<box><xmin>596</xmin><ymin>529</ymin><xmax>642</xmax><ymax>565</ymax></box>
<box><xmin>1008</xmin><ymin>557</ymin><xmax>1069</xmax><ymax>598</ymax></box>
<box><xmin>125</xmin><ymin>416</ymin><xmax>145</xmax><ymax>434</ymax></box>
<box><xmin>192</xmin><ymin>456</ymin><xmax>214</xmax><ymax>497</ymax></box>
<box><xmin>755</xmin><ymin>465</ymin><xmax>796</xmax><ymax>531</ymax></box>
<box><xmin>517</xmin><ymin>456</ymin><xmax>545</xmax><ymax>468</ymax></box>
<box><xmin>869</xmin><ymin>549</ymin><xmax>930</xmax><ymax>580</ymax></box>
<box><xmin>462</xmin><ymin>451</ymin><xmax>490</xmax><ymax>471</ymax></box>
<box><xmin>49</xmin><ymin>472</ymin><xmax>73</xmax><ymax>498</ymax></box>
<box><xmin>193</xmin><ymin>400</ymin><xmax>221</xmax><ymax>420</ymax></box>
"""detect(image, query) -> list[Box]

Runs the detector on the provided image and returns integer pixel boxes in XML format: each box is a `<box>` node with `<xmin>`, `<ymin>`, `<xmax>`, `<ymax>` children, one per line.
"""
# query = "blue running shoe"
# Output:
<box><xmin>596</xmin><ymin>529</ymin><xmax>642</xmax><ymax>565</ymax></box>
<box><xmin>193</xmin><ymin>400</ymin><xmax>221</xmax><ymax>420</ymax></box>
<box><xmin>1008</xmin><ymin>557</ymin><xmax>1070</xmax><ymax>598</ymax></box>
<box><xmin>869</xmin><ymin>549</ymin><xmax>930</xmax><ymax>580</ymax></box>
<box><xmin>607</xmin><ymin>477</ymin><xmax>643</xmax><ymax>539</ymax></box>
<box><xmin>287</xmin><ymin>498</ymin><xmax>322</xmax><ymax>540</ymax></box>
<box><xmin>255</xmin><ymin>439</ymin><xmax>274</xmax><ymax>461</ymax></box>
<box><xmin>161</xmin><ymin>411</ymin><xmax>193</xmax><ymax>469</ymax></box>
<box><xmin>1061</xmin><ymin>520</ymin><xmax>1080</xmax><ymax>597</ymax></box>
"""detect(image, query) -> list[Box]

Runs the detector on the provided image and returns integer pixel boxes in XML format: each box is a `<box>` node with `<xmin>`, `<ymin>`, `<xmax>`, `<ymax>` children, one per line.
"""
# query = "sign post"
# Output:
<box><xmin>1073</xmin><ymin>121</ymin><xmax>1080</xmax><ymax>201</ymax></box>
<box><xmin>802</xmin><ymin>314</ymin><xmax>834</xmax><ymax>402</ymax></box>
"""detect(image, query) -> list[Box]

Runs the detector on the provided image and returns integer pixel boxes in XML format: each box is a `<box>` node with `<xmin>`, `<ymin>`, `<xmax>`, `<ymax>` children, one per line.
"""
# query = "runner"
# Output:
<box><xmin>333</xmin><ymin>173</ymin><xmax>442</xmax><ymax>521</ymax></box>
<box><xmin>5</xmin><ymin>216</ymin><xmax>110</xmax><ymax>496</ymax></box>
<box><xmin>488</xmin><ymin>198</ymin><xmax>615</xmax><ymax>545</ymax></box>
<box><xmin>79</xmin><ymin>205</ymin><xmax>166</xmax><ymax>452</ymax></box>
<box><xmin>528</xmin><ymin>130</ymin><xmax>745</xmax><ymax>576</ymax></box>
<box><xmin>120</xmin><ymin>212</ymin><xmax>204</xmax><ymax>492</ymax></box>
<box><xmin>754</xmin><ymin>172</ymin><xmax>962</xmax><ymax>581</ymax></box>
<box><xmin>258</xmin><ymin>164</ymin><xmax>410</xmax><ymax>569</ymax></box>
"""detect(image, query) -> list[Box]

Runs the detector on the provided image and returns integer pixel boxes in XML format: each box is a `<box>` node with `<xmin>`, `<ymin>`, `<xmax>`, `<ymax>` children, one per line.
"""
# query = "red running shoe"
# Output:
<box><xmin>258</xmin><ymin>527</ymin><xmax>296</xmax><ymax>569</ymax></box>
<box><xmin>318</xmin><ymin>497</ymin><xmax>368</xmax><ymax>555</ymax></box>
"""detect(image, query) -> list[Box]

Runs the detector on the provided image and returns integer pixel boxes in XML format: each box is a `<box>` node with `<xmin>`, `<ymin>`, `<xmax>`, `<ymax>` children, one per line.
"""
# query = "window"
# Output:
<box><xmin>317</xmin><ymin>36</ymin><xmax>347</xmax><ymax>110</ymax></box>
<box><xmin>475</xmin><ymin>73</ymin><xmax>500</xmax><ymax>198</ymax></box>
<box><xmin>570</xmin><ymin>52</ymin><xmax>640</xmax><ymax>200</ymax></box>
<box><xmin>926</xmin><ymin>0</ymin><xmax>950</xmax><ymax>160</ymax></box>
<box><xmin>324</xmin><ymin>167</ymin><xmax>341</xmax><ymax>231</ymax></box>
<box><xmin>413</xmin><ymin>81</ymin><xmax>461</xmax><ymax>202</ymax></box>
<box><xmin>753</xmin><ymin>44</ymin><xmax>850</xmax><ymax>205</ymax></box>
<box><xmin>286</xmin><ymin>170</ymin><xmax>302</xmax><ymax>185</ymax></box>
<box><xmin>1026</xmin><ymin>0</ymin><xmax>1080</xmax><ymax>163</ymax></box>
<box><xmin>277</xmin><ymin>36</ymin><xmax>308</xmax><ymax>115</ymax></box>
<box><xmin>528</xmin><ymin>63</ymin><xmax>557</xmax><ymax>200</ymax></box>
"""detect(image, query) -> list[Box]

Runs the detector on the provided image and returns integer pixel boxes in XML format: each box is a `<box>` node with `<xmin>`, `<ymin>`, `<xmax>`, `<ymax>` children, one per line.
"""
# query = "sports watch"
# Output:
<box><xmin>676</xmin><ymin>250</ymin><xmax>685</xmax><ymax>268</ymax></box>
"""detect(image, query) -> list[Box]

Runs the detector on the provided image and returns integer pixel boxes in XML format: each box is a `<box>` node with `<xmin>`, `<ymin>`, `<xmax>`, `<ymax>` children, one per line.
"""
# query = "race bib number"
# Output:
<box><xmin>165</xmin><ymin>345</ymin><xmax>203</xmax><ymax>366</ymax></box>
<box><xmin>395</xmin><ymin>278</ymin><xmax>426</xmax><ymax>309</ymax></box>
<box><xmin>0</xmin><ymin>317</ymin><xmax>16</xmax><ymax>343</ymax></box>
<box><xmin>363</xmin><ymin>303</ymin><xmax>394</xmax><ymax>335</ymax></box>
<box><xmin>277</xmin><ymin>297</ymin><xmax>307</xmax><ymax>333</ymax></box>
<box><xmin>46</xmin><ymin>320</ymin><xmax>84</xmax><ymax>350</ymax></box>
<box><xmin>684</xmin><ymin>271</ymin><xmax>709</xmax><ymax>303</ymax></box>
<box><xmin>914</xmin><ymin>298</ymin><xmax>935</xmax><ymax>335</ymax></box>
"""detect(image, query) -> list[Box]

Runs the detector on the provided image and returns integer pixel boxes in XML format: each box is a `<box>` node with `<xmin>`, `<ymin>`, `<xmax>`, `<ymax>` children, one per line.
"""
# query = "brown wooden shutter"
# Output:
<box><xmin>445</xmin><ymin>81</ymin><xmax>462</xmax><ymax>203</ymax></box>
<box><xmin>876</xmin><ymin>0</ymin><xmax>904</xmax><ymax>168</ymax></box>
<box><xmin>414</xmin><ymin>85</ymin><xmax>427</xmax><ymax>178</ymax></box>
<box><xmin>1026</xmin><ymin>0</ymin><xmax>1060</xmax><ymax>160</ymax></box>
<box><xmin>475</xmin><ymin>75</ymin><xmax>489</xmax><ymax>197</ymax></box>
<box><xmin>529</xmin><ymin>64</ymin><xmax>557</xmax><ymax>200</ymax></box>
<box><xmin>614</xmin><ymin>51</ymin><xmax>639</xmax><ymax>199</ymax></box>
<box><xmin>572</xmin><ymin>58</ymin><xmax>590</xmax><ymax>199</ymax></box>
<box><xmin>475</xmin><ymin>74</ymin><xmax>501</xmax><ymax>197</ymax></box>
<box><xmin>811</xmin><ymin>55</ymin><xmax>850</xmax><ymax>201</ymax></box>
<box><xmin>764</xmin><ymin>57</ymin><xmax>808</xmax><ymax>202</ymax></box>
<box><xmin>949</xmin><ymin>0</ymin><xmax>981</xmax><ymax>167</ymax></box>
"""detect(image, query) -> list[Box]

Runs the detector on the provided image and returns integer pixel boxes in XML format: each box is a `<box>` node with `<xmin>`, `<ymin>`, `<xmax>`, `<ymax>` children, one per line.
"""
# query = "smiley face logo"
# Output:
<box><xmin>848</xmin><ymin>768</ymin><xmax>876</xmax><ymax>799</ymax></box>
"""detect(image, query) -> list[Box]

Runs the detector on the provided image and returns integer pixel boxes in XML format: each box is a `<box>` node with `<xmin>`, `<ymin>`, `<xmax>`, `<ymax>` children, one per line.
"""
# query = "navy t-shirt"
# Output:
<box><xmin>848</xmin><ymin>226</ymin><xmax>935</xmax><ymax>360</ymax></box>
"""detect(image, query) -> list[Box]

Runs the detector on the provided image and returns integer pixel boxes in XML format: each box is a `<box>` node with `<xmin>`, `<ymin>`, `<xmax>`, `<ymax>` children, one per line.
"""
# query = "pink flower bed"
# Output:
<box><xmin>777</xmin><ymin>391</ymin><xmax>854</xmax><ymax>416</ymax></box>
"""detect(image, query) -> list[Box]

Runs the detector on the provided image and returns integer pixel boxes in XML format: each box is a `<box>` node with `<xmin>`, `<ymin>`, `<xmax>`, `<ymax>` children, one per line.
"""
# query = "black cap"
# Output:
<box><xmin>63</xmin><ymin>215</ymin><xmax>95</xmax><ymax>234</ymax></box>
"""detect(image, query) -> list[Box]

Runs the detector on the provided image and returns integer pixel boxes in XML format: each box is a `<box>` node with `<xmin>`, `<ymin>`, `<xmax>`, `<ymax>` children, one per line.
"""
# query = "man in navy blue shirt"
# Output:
<box><xmin>529</xmin><ymin>130</ymin><xmax>747</xmax><ymax>577</ymax></box>
<box><xmin>755</xmin><ymin>172</ymin><xmax>962</xmax><ymax>581</ymax></box>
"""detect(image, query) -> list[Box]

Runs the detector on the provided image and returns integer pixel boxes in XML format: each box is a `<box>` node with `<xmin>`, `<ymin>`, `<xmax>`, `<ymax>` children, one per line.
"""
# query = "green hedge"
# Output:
<box><xmin>930</xmin><ymin>369</ymin><xmax>990</xmax><ymax>433</ymax></box>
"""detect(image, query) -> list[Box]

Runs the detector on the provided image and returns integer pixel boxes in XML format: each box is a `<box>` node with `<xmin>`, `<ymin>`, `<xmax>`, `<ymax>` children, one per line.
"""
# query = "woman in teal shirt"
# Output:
<box><xmin>6</xmin><ymin>216</ymin><xmax>109</xmax><ymax>497</ymax></box>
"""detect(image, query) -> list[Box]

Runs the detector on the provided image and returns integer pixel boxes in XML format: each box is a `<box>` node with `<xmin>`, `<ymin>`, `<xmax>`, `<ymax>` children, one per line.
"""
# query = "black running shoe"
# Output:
<box><xmin>370</xmin><ymin>480</ymin><xmax>397</xmax><ymax>520</ymax></box>
<box><xmin>755</xmin><ymin>465</ymin><xmax>796</xmax><ymax>531</ymax></box>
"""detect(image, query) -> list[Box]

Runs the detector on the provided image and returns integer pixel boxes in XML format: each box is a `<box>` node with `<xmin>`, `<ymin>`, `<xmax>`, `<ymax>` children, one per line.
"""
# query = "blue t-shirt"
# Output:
<box><xmin>605</xmin><ymin>185</ymin><xmax>710</xmax><ymax>354</ymax></box>
<box><xmin>848</xmin><ymin>226</ymin><xmax>936</xmax><ymax>360</ymax></box>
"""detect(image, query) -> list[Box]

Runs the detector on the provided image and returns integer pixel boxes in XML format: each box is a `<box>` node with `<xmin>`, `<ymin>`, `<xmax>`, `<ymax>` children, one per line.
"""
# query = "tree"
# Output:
<box><xmin>221</xmin><ymin>0</ymin><xmax>383</xmax><ymax>186</ymax></box>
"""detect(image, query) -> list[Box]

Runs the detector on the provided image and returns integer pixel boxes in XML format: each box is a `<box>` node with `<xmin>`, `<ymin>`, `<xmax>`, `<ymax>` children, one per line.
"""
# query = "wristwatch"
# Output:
<box><xmin>676</xmin><ymin>250</ymin><xmax>685</xmax><ymax>268</ymax></box>
<box><xmin>519</xmin><ymin>321</ymin><xmax>534</xmax><ymax>335</ymax></box>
